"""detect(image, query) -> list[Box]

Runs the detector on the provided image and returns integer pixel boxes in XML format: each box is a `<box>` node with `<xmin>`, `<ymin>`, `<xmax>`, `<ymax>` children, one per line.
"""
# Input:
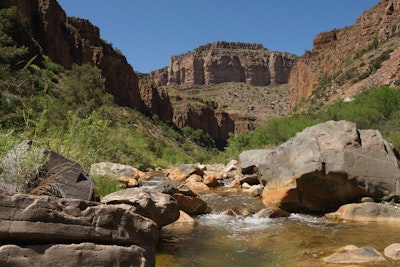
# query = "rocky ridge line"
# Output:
<box><xmin>147</xmin><ymin>41</ymin><xmax>297</xmax><ymax>87</ymax></box>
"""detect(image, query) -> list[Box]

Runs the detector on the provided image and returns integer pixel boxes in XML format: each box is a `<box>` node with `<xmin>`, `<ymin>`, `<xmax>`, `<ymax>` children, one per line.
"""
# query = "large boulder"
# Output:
<box><xmin>0</xmin><ymin>190</ymin><xmax>158</xmax><ymax>246</ymax></box>
<box><xmin>0</xmin><ymin>189</ymin><xmax>158</xmax><ymax>266</ymax></box>
<box><xmin>1</xmin><ymin>141</ymin><xmax>94</xmax><ymax>200</ymax></box>
<box><xmin>238</xmin><ymin>121</ymin><xmax>400</xmax><ymax>213</ymax></box>
<box><xmin>101</xmin><ymin>188</ymin><xmax>180</xmax><ymax>228</ymax></box>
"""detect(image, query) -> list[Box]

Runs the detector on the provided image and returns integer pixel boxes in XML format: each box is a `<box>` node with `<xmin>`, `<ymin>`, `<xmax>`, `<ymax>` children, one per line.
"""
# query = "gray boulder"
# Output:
<box><xmin>101</xmin><ymin>188</ymin><xmax>180</xmax><ymax>228</ymax></box>
<box><xmin>0</xmin><ymin>141</ymin><xmax>94</xmax><ymax>200</ymax></box>
<box><xmin>238</xmin><ymin>121</ymin><xmax>400</xmax><ymax>213</ymax></box>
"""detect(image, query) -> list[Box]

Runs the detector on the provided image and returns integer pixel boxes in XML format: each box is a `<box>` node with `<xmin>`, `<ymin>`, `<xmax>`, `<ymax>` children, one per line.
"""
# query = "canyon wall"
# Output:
<box><xmin>1</xmin><ymin>0</ymin><xmax>143</xmax><ymax>110</ymax></box>
<box><xmin>148</xmin><ymin>42</ymin><xmax>297</xmax><ymax>88</ymax></box>
<box><xmin>288</xmin><ymin>0</ymin><xmax>400</xmax><ymax>108</ymax></box>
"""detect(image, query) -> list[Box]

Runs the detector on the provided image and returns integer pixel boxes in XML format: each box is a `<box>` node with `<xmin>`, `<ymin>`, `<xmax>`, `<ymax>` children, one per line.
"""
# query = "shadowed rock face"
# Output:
<box><xmin>238</xmin><ymin>120</ymin><xmax>400</xmax><ymax>213</ymax></box>
<box><xmin>148</xmin><ymin>41</ymin><xmax>297</xmax><ymax>88</ymax></box>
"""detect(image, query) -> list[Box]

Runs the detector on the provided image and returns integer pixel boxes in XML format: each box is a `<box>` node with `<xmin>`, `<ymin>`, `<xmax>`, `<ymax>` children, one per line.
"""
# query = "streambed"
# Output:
<box><xmin>155</xmin><ymin>189</ymin><xmax>400</xmax><ymax>266</ymax></box>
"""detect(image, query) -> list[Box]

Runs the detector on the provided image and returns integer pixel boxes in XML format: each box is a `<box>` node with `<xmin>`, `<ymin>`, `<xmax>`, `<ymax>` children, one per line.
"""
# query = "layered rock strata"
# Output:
<box><xmin>0</xmin><ymin>190</ymin><xmax>160</xmax><ymax>266</ymax></box>
<box><xmin>288</xmin><ymin>0</ymin><xmax>400</xmax><ymax>107</ymax></box>
<box><xmin>148</xmin><ymin>41</ymin><xmax>297</xmax><ymax>87</ymax></box>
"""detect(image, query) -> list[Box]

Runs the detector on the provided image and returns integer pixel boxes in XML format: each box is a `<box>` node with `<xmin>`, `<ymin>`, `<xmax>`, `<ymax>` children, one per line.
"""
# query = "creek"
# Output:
<box><xmin>155</xmin><ymin>188</ymin><xmax>400</xmax><ymax>267</ymax></box>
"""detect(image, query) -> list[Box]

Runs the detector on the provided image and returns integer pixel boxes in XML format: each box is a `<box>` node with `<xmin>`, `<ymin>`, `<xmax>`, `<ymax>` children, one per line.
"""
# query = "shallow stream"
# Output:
<box><xmin>155</xmin><ymin>188</ymin><xmax>400</xmax><ymax>267</ymax></box>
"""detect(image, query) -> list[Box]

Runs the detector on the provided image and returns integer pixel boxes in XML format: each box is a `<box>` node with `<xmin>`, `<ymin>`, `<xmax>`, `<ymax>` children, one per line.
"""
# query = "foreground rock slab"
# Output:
<box><xmin>0</xmin><ymin>243</ymin><xmax>153</xmax><ymax>267</ymax></box>
<box><xmin>0</xmin><ymin>190</ymin><xmax>158</xmax><ymax>246</ymax></box>
<box><xmin>239</xmin><ymin>120</ymin><xmax>400</xmax><ymax>213</ymax></box>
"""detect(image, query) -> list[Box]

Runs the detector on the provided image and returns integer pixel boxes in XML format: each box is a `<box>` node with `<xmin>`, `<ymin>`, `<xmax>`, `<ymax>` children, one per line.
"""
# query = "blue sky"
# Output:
<box><xmin>57</xmin><ymin>0</ymin><xmax>379</xmax><ymax>73</ymax></box>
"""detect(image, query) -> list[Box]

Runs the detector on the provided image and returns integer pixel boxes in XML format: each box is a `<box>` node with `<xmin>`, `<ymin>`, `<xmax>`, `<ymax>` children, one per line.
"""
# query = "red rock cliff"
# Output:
<box><xmin>288</xmin><ymin>0</ymin><xmax>400</xmax><ymax>108</ymax></box>
<box><xmin>148</xmin><ymin>41</ymin><xmax>297</xmax><ymax>87</ymax></box>
<box><xmin>1</xmin><ymin>0</ymin><xmax>143</xmax><ymax>110</ymax></box>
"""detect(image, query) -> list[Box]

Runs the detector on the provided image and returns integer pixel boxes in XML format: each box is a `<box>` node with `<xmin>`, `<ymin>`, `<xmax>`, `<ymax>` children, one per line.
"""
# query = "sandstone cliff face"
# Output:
<box><xmin>148</xmin><ymin>42</ymin><xmax>297</xmax><ymax>87</ymax></box>
<box><xmin>171</xmin><ymin>100</ymin><xmax>256</xmax><ymax>141</ymax></box>
<box><xmin>1</xmin><ymin>0</ymin><xmax>143</xmax><ymax>110</ymax></box>
<box><xmin>288</xmin><ymin>0</ymin><xmax>400</xmax><ymax>108</ymax></box>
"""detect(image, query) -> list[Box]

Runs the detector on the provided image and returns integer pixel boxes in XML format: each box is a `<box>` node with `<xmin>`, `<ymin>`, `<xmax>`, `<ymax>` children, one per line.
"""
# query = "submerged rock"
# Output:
<box><xmin>325</xmin><ymin>245</ymin><xmax>387</xmax><ymax>264</ymax></box>
<box><xmin>238</xmin><ymin>121</ymin><xmax>400</xmax><ymax>213</ymax></box>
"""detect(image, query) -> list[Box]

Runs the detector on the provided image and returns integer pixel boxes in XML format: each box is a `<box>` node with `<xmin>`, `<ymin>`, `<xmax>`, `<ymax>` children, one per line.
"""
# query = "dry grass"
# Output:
<box><xmin>165</xmin><ymin>82</ymin><xmax>290</xmax><ymax>123</ymax></box>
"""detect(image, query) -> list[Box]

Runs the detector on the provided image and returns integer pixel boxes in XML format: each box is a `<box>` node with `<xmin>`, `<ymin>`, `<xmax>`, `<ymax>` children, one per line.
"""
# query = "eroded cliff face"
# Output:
<box><xmin>1</xmin><ymin>0</ymin><xmax>143</xmax><ymax>110</ymax></box>
<box><xmin>288</xmin><ymin>0</ymin><xmax>400</xmax><ymax>108</ymax></box>
<box><xmin>148</xmin><ymin>42</ymin><xmax>297</xmax><ymax>87</ymax></box>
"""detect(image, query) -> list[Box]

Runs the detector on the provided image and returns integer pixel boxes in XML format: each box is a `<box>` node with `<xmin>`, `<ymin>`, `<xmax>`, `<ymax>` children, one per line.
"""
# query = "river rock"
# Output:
<box><xmin>186</xmin><ymin>180</ymin><xmax>210</xmax><ymax>192</ymax></box>
<box><xmin>239</xmin><ymin>121</ymin><xmax>400</xmax><ymax>213</ymax></box>
<box><xmin>384</xmin><ymin>243</ymin><xmax>400</xmax><ymax>262</ymax></box>
<box><xmin>165</xmin><ymin>164</ymin><xmax>205</xmax><ymax>182</ymax></box>
<box><xmin>100</xmin><ymin>188</ymin><xmax>180</xmax><ymax>228</ymax></box>
<box><xmin>1</xmin><ymin>141</ymin><xmax>94</xmax><ymax>200</ymax></box>
<box><xmin>203</xmin><ymin>173</ymin><xmax>222</xmax><ymax>187</ymax></box>
<box><xmin>331</xmin><ymin>202</ymin><xmax>400</xmax><ymax>222</ymax></box>
<box><xmin>0</xmin><ymin>190</ymin><xmax>158</xmax><ymax>246</ymax></box>
<box><xmin>152</xmin><ymin>181</ymin><xmax>208</xmax><ymax>215</ymax></box>
<box><xmin>325</xmin><ymin>245</ymin><xmax>387</xmax><ymax>264</ymax></box>
<box><xmin>243</xmin><ymin>184</ymin><xmax>263</xmax><ymax>197</ymax></box>
<box><xmin>0</xmin><ymin>243</ymin><xmax>153</xmax><ymax>267</ymax></box>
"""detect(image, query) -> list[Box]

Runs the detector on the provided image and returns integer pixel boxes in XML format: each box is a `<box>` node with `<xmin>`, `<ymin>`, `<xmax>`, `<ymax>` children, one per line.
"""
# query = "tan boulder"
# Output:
<box><xmin>186</xmin><ymin>180</ymin><xmax>210</xmax><ymax>192</ymax></box>
<box><xmin>203</xmin><ymin>173</ymin><xmax>222</xmax><ymax>187</ymax></box>
<box><xmin>186</xmin><ymin>174</ymin><xmax>203</xmax><ymax>183</ymax></box>
<box><xmin>331</xmin><ymin>202</ymin><xmax>400</xmax><ymax>222</ymax></box>
<box><xmin>172</xmin><ymin>210</ymin><xmax>195</xmax><ymax>224</ymax></box>
<box><xmin>243</xmin><ymin>184</ymin><xmax>263</xmax><ymax>197</ymax></box>
<box><xmin>384</xmin><ymin>243</ymin><xmax>400</xmax><ymax>263</ymax></box>
<box><xmin>165</xmin><ymin>164</ymin><xmax>205</xmax><ymax>182</ymax></box>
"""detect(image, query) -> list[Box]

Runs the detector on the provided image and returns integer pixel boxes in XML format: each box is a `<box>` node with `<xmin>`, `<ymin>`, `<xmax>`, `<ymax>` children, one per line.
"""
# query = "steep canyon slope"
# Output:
<box><xmin>1</xmin><ymin>0</ymin><xmax>294</xmax><ymax>142</ymax></box>
<box><xmin>289</xmin><ymin>0</ymin><xmax>400</xmax><ymax>108</ymax></box>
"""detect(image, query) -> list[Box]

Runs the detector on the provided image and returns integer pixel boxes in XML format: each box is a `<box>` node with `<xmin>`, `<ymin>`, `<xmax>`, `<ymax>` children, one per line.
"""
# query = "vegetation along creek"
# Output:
<box><xmin>2</xmin><ymin>0</ymin><xmax>400</xmax><ymax>266</ymax></box>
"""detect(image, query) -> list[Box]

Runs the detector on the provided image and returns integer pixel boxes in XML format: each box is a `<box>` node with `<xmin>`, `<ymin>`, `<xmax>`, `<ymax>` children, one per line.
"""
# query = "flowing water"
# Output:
<box><xmin>155</xmin><ymin>188</ymin><xmax>400</xmax><ymax>267</ymax></box>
